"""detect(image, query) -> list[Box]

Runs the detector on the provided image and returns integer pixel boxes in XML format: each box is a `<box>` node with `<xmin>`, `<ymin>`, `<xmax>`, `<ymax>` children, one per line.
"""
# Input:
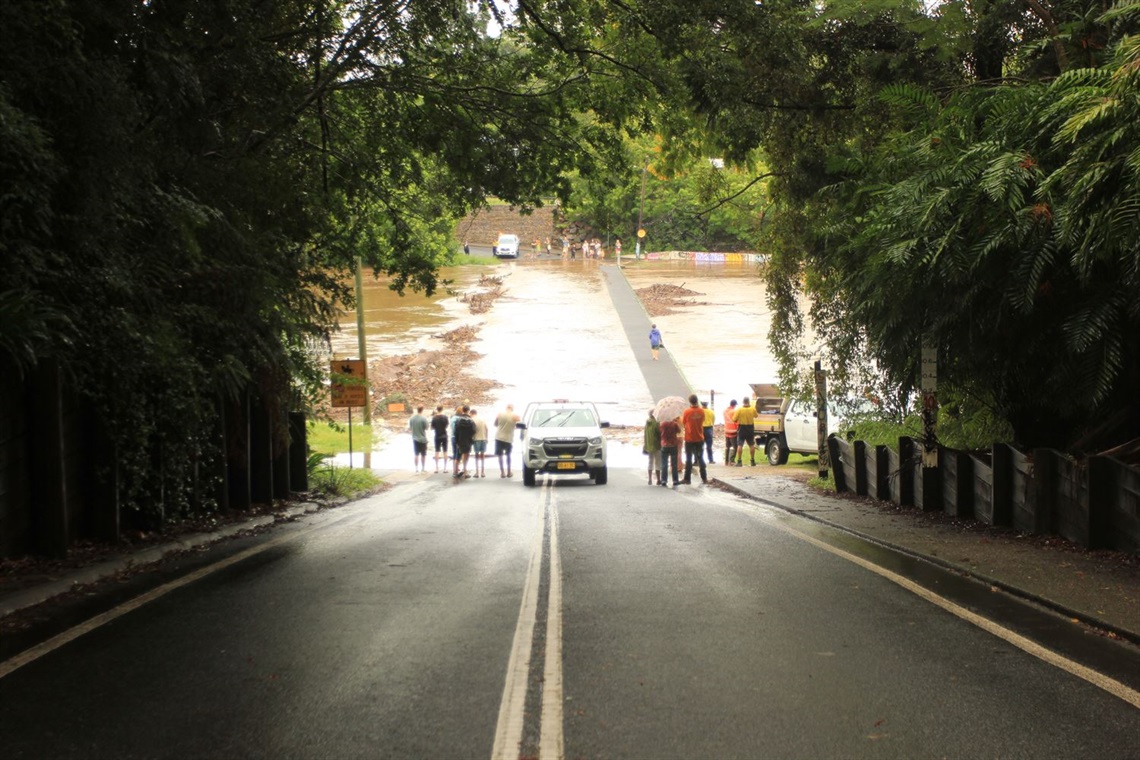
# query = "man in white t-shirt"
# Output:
<box><xmin>493</xmin><ymin>404</ymin><xmax>520</xmax><ymax>478</ymax></box>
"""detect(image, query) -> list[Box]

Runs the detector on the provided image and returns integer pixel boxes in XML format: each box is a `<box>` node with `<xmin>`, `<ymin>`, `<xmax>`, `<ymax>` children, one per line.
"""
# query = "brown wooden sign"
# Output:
<box><xmin>330</xmin><ymin>359</ymin><xmax>368</xmax><ymax>408</ymax></box>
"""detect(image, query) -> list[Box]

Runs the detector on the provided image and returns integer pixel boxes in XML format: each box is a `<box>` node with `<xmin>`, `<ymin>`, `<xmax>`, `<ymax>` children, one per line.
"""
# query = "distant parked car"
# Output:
<box><xmin>495</xmin><ymin>234</ymin><xmax>520</xmax><ymax>258</ymax></box>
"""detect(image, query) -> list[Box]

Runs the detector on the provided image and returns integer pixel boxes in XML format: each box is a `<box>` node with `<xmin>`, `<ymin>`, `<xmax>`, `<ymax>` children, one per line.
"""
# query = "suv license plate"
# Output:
<box><xmin>556</xmin><ymin>462</ymin><xmax>576</xmax><ymax>470</ymax></box>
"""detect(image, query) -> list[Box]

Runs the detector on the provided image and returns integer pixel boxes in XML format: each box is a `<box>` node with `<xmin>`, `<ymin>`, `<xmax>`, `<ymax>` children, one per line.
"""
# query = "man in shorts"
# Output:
<box><xmin>430</xmin><ymin>405</ymin><xmax>450</xmax><ymax>472</ymax></box>
<box><xmin>471</xmin><ymin>408</ymin><xmax>488</xmax><ymax>477</ymax></box>
<box><xmin>494</xmin><ymin>403</ymin><xmax>519</xmax><ymax>478</ymax></box>
<box><xmin>453</xmin><ymin>405</ymin><xmax>476</xmax><ymax>479</ymax></box>
<box><xmin>733</xmin><ymin>396</ymin><xmax>758</xmax><ymax>466</ymax></box>
<box><xmin>408</xmin><ymin>406</ymin><xmax>429</xmax><ymax>472</ymax></box>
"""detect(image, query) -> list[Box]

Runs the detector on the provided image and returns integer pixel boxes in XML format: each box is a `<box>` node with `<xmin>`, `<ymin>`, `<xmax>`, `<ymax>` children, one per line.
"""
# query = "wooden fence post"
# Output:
<box><xmin>30</xmin><ymin>358</ymin><xmax>69</xmax><ymax>557</ymax></box>
<box><xmin>853</xmin><ymin>440</ymin><xmax>868</xmax><ymax>496</ymax></box>
<box><xmin>1030</xmin><ymin>448</ymin><xmax>1056</xmax><ymax>535</ymax></box>
<box><xmin>954</xmin><ymin>450</ymin><xmax>974</xmax><ymax>519</ymax></box>
<box><xmin>227</xmin><ymin>391</ymin><xmax>252</xmax><ymax>511</ymax></box>
<box><xmin>82</xmin><ymin>406</ymin><xmax>119</xmax><ymax>543</ymax></box>
<box><xmin>828</xmin><ymin>436</ymin><xmax>847</xmax><ymax>492</ymax></box>
<box><xmin>922</xmin><ymin>447</ymin><xmax>942</xmax><ymax>512</ymax></box>
<box><xmin>898</xmin><ymin>437</ymin><xmax>915</xmax><ymax>507</ymax></box>
<box><xmin>992</xmin><ymin>443</ymin><xmax>1013</xmax><ymax>527</ymax></box>
<box><xmin>250</xmin><ymin>395</ymin><xmax>274</xmax><ymax>504</ymax></box>
<box><xmin>1087</xmin><ymin>456</ymin><xmax>1114</xmax><ymax>550</ymax></box>
<box><xmin>289</xmin><ymin>412</ymin><xmax>309</xmax><ymax>492</ymax></box>
<box><xmin>873</xmin><ymin>445</ymin><xmax>890</xmax><ymax>501</ymax></box>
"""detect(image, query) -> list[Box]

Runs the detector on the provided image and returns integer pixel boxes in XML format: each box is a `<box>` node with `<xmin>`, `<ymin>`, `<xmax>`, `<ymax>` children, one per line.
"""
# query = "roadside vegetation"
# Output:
<box><xmin>2</xmin><ymin>0</ymin><xmax>1136</xmax><ymax>528</ymax></box>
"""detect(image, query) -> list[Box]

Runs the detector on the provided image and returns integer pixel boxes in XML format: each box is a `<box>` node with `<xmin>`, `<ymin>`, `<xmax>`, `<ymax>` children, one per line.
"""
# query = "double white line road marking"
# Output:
<box><xmin>492</xmin><ymin>481</ymin><xmax>564</xmax><ymax>760</ymax></box>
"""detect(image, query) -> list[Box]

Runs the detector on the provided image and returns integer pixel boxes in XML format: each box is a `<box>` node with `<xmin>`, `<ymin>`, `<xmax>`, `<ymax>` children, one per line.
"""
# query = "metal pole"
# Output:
<box><xmin>348</xmin><ymin>407</ymin><xmax>354</xmax><ymax>469</ymax></box>
<box><xmin>814</xmin><ymin>360</ymin><xmax>829</xmax><ymax>479</ymax></box>
<box><xmin>354</xmin><ymin>257</ymin><xmax>372</xmax><ymax>425</ymax></box>
<box><xmin>635</xmin><ymin>159</ymin><xmax>647</xmax><ymax>259</ymax></box>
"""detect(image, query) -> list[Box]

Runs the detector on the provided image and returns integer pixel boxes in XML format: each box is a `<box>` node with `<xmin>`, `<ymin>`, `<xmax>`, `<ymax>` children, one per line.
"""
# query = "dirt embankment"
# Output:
<box><xmin>634</xmin><ymin>283</ymin><xmax>710</xmax><ymax>316</ymax></box>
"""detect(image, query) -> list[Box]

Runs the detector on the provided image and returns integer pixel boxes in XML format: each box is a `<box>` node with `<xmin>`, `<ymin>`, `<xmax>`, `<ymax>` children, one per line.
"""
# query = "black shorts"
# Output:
<box><xmin>495</xmin><ymin>440</ymin><xmax>513</xmax><ymax>456</ymax></box>
<box><xmin>737</xmin><ymin>424</ymin><xmax>755</xmax><ymax>445</ymax></box>
<box><xmin>434</xmin><ymin>435</ymin><xmax>448</xmax><ymax>452</ymax></box>
<box><xmin>414</xmin><ymin>440</ymin><xmax>427</xmax><ymax>456</ymax></box>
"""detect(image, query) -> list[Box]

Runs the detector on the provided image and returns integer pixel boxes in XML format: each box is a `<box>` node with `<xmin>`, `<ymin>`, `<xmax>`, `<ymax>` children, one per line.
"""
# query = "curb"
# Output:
<box><xmin>710</xmin><ymin>477</ymin><xmax>1140</xmax><ymax>647</ymax></box>
<box><xmin>0</xmin><ymin>501</ymin><xmax>331</xmax><ymax>620</ymax></box>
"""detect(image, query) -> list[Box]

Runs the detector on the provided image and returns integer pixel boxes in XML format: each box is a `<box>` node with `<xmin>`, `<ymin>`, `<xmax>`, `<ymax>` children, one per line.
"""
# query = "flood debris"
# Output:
<box><xmin>634</xmin><ymin>283</ymin><xmax>709</xmax><ymax>316</ymax></box>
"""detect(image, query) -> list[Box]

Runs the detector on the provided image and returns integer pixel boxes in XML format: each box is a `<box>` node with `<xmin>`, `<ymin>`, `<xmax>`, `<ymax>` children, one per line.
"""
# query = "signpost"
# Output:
<box><xmin>920</xmin><ymin>342</ymin><xmax>941</xmax><ymax>508</ymax></box>
<box><xmin>330</xmin><ymin>359</ymin><xmax>368</xmax><ymax>468</ymax></box>
<box><xmin>814</xmin><ymin>360</ymin><xmax>830</xmax><ymax>479</ymax></box>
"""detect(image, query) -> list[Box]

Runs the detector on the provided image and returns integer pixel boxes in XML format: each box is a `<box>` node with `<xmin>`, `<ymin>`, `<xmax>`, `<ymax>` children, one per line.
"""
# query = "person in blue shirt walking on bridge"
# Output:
<box><xmin>648</xmin><ymin>324</ymin><xmax>663</xmax><ymax>361</ymax></box>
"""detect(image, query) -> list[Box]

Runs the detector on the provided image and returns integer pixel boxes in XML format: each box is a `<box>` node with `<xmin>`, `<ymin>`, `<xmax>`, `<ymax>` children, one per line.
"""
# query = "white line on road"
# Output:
<box><xmin>0</xmin><ymin>515</ymin><xmax>338</xmax><ymax>680</ymax></box>
<box><xmin>491</xmin><ymin>488</ymin><xmax>546</xmax><ymax>760</ymax></box>
<box><xmin>540</xmin><ymin>489</ymin><xmax>565</xmax><ymax>760</ymax></box>
<box><xmin>721</xmin><ymin>496</ymin><xmax>1140</xmax><ymax>710</ymax></box>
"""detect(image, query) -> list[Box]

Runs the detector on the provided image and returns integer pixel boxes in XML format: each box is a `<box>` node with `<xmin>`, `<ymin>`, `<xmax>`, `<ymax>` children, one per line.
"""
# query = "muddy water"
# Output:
<box><xmin>328</xmin><ymin>266</ymin><xmax>488</xmax><ymax>358</ymax></box>
<box><xmin>329</xmin><ymin>259</ymin><xmax>791</xmax><ymax>469</ymax></box>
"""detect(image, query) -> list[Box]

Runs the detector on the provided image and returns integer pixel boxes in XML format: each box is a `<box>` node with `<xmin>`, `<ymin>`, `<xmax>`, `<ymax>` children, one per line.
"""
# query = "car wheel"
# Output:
<box><xmin>766</xmin><ymin>436</ymin><xmax>789</xmax><ymax>466</ymax></box>
<box><xmin>594</xmin><ymin>466</ymin><xmax>607</xmax><ymax>485</ymax></box>
<box><xmin>523</xmin><ymin>465</ymin><xmax>536</xmax><ymax>486</ymax></box>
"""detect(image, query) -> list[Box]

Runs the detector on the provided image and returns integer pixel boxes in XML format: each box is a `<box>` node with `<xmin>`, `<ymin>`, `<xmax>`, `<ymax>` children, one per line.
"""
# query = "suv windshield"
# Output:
<box><xmin>531</xmin><ymin>408</ymin><xmax>597</xmax><ymax>427</ymax></box>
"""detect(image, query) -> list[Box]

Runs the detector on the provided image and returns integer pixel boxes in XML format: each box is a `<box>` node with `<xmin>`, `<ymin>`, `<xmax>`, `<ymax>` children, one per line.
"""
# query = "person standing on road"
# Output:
<box><xmin>723</xmin><ymin>399</ymin><xmax>739</xmax><ymax>466</ymax></box>
<box><xmin>430</xmin><ymin>405</ymin><xmax>450</xmax><ymax>472</ymax></box>
<box><xmin>701</xmin><ymin>401</ymin><xmax>716</xmax><ymax>464</ymax></box>
<box><xmin>681</xmin><ymin>394</ymin><xmax>708</xmax><ymax>484</ymax></box>
<box><xmin>733</xmin><ymin>396</ymin><xmax>758</xmax><ymax>466</ymax></box>
<box><xmin>449</xmin><ymin>405</ymin><xmax>462</xmax><ymax>464</ymax></box>
<box><xmin>494</xmin><ymin>403</ymin><xmax>520</xmax><ymax>478</ymax></box>
<box><xmin>408</xmin><ymin>406</ymin><xmax>429</xmax><ymax>473</ymax></box>
<box><xmin>643</xmin><ymin>409</ymin><xmax>662</xmax><ymax>486</ymax></box>
<box><xmin>453</xmin><ymin>406</ymin><xmax>476</xmax><ymax>479</ymax></box>
<box><xmin>648</xmin><ymin>324</ymin><xmax>663</xmax><ymax>361</ymax></box>
<box><xmin>659</xmin><ymin>414</ymin><xmax>681</xmax><ymax>487</ymax></box>
<box><xmin>471</xmin><ymin>408</ymin><xmax>488</xmax><ymax>477</ymax></box>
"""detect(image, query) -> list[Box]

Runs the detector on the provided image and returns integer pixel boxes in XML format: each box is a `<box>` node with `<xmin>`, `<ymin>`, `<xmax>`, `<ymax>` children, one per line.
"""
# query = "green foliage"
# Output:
<box><xmin>309</xmin><ymin>463</ymin><xmax>383</xmax><ymax>498</ymax></box>
<box><xmin>0</xmin><ymin>0</ymin><xmax>647</xmax><ymax>522</ymax></box>
<box><xmin>307</xmin><ymin>422</ymin><xmax>375</xmax><ymax>455</ymax></box>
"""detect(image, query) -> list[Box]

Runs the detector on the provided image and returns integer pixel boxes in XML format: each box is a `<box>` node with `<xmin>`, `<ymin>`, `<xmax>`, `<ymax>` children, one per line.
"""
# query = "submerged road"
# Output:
<box><xmin>2</xmin><ymin>263</ymin><xmax>1139</xmax><ymax>758</ymax></box>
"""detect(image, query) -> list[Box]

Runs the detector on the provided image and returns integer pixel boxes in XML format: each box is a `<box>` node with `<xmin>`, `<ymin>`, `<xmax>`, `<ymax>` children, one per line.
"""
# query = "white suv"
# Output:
<box><xmin>494</xmin><ymin>233</ymin><xmax>520</xmax><ymax>258</ymax></box>
<box><xmin>517</xmin><ymin>401</ymin><xmax>609</xmax><ymax>486</ymax></box>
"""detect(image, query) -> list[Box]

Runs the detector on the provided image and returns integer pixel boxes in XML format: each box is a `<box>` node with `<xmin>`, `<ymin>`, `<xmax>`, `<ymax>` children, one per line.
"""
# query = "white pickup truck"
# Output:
<box><xmin>516</xmin><ymin>401</ymin><xmax>610</xmax><ymax>486</ymax></box>
<box><xmin>749</xmin><ymin>383</ymin><xmax>853</xmax><ymax>466</ymax></box>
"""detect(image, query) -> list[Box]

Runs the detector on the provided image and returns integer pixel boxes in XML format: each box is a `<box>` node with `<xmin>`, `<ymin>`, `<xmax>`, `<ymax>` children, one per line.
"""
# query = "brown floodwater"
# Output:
<box><xmin>328</xmin><ymin>258</ymin><xmax>799</xmax><ymax>469</ymax></box>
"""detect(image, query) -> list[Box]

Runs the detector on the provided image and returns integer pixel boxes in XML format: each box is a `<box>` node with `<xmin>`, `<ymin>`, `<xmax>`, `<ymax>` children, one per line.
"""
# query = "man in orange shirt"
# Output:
<box><xmin>723</xmin><ymin>399</ymin><xmax>739</xmax><ymax>466</ymax></box>
<box><xmin>681</xmin><ymin>394</ymin><xmax>708</xmax><ymax>484</ymax></box>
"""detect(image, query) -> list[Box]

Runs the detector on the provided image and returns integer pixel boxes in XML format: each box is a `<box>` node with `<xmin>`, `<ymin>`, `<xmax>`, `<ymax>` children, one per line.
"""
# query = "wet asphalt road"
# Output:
<box><xmin>3</xmin><ymin>470</ymin><xmax>1139</xmax><ymax>758</ymax></box>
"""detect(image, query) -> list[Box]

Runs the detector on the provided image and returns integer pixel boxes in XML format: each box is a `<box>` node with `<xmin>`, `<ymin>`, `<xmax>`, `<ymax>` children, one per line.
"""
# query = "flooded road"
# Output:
<box><xmin>328</xmin><ymin>258</ymin><xmax>784</xmax><ymax>468</ymax></box>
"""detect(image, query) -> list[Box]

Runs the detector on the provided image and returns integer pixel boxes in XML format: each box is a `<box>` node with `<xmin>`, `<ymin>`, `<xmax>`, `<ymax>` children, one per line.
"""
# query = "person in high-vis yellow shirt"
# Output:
<box><xmin>732</xmin><ymin>397</ymin><xmax>758</xmax><ymax>466</ymax></box>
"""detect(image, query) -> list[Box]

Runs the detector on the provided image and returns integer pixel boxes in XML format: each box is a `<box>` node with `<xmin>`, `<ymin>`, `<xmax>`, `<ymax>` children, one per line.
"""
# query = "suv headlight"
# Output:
<box><xmin>588</xmin><ymin>436</ymin><xmax>603</xmax><ymax>445</ymax></box>
<box><xmin>528</xmin><ymin>437</ymin><xmax>544</xmax><ymax>446</ymax></box>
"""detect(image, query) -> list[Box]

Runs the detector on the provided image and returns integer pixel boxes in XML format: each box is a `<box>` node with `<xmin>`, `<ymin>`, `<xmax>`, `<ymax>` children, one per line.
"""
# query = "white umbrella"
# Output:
<box><xmin>653</xmin><ymin>395</ymin><xmax>688</xmax><ymax>423</ymax></box>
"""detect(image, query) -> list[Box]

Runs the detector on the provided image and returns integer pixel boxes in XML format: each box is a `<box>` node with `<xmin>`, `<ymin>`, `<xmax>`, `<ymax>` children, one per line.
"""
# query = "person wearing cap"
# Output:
<box><xmin>723</xmin><ymin>399</ymin><xmax>739</xmax><ymax>466</ymax></box>
<box><xmin>701</xmin><ymin>401</ymin><xmax>716</xmax><ymax>464</ymax></box>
